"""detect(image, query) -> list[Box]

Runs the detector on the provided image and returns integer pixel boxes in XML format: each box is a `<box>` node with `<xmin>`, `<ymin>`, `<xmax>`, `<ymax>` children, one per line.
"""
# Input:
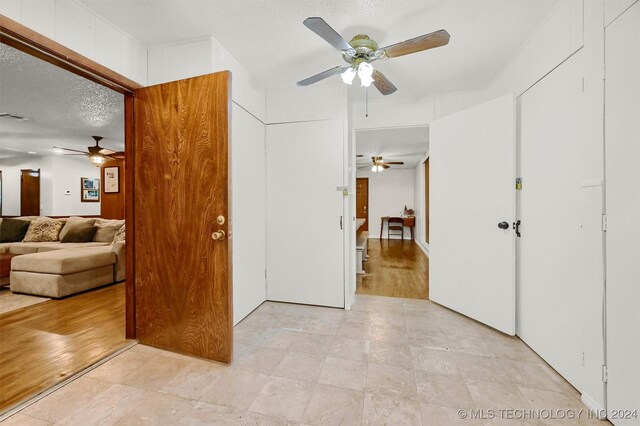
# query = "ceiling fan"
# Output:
<box><xmin>53</xmin><ymin>136</ymin><xmax>121</xmax><ymax>167</ymax></box>
<box><xmin>358</xmin><ymin>155</ymin><xmax>404</xmax><ymax>172</ymax></box>
<box><xmin>297</xmin><ymin>17</ymin><xmax>450</xmax><ymax>95</ymax></box>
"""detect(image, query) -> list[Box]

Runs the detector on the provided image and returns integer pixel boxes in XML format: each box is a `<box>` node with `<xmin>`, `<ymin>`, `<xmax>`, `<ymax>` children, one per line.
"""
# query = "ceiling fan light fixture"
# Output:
<box><xmin>89</xmin><ymin>154</ymin><xmax>106</xmax><ymax>167</ymax></box>
<box><xmin>340</xmin><ymin>67</ymin><xmax>357</xmax><ymax>85</ymax></box>
<box><xmin>357</xmin><ymin>62</ymin><xmax>374</xmax><ymax>87</ymax></box>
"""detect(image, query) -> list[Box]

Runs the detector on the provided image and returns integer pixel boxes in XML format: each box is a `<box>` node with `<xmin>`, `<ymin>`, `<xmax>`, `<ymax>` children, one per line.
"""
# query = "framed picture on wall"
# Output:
<box><xmin>104</xmin><ymin>166</ymin><xmax>120</xmax><ymax>193</ymax></box>
<box><xmin>81</xmin><ymin>178</ymin><xmax>100</xmax><ymax>202</ymax></box>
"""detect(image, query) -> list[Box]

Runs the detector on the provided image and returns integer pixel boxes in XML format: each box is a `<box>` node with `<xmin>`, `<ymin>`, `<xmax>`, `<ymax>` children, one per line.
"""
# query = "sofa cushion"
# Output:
<box><xmin>9</xmin><ymin>242</ymin><xmax>55</xmax><ymax>254</ymax></box>
<box><xmin>36</xmin><ymin>242</ymin><xmax>109</xmax><ymax>252</ymax></box>
<box><xmin>0</xmin><ymin>218</ymin><xmax>30</xmax><ymax>243</ymax></box>
<box><xmin>112</xmin><ymin>224</ymin><xmax>125</xmax><ymax>245</ymax></box>
<box><xmin>23</xmin><ymin>217</ymin><xmax>64</xmax><ymax>242</ymax></box>
<box><xmin>11</xmin><ymin>248</ymin><xmax>116</xmax><ymax>275</ymax></box>
<box><xmin>59</xmin><ymin>217</ymin><xmax>97</xmax><ymax>240</ymax></box>
<box><xmin>94</xmin><ymin>219</ymin><xmax>125</xmax><ymax>242</ymax></box>
<box><xmin>61</xmin><ymin>224</ymin><xmax>97</xmax><ymax>243</ymax></box>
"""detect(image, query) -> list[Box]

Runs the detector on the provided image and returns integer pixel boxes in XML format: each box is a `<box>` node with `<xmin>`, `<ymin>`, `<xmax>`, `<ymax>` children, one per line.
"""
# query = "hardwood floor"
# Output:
<box><xmin>0</xmin><ymin>283</ymin><xmax>127</xmax><ymax>412</ymax></box>
<box><xmin>356</xmin><ymin>239</ymin><xmax>429</xmax><ymax>299</ymax></box>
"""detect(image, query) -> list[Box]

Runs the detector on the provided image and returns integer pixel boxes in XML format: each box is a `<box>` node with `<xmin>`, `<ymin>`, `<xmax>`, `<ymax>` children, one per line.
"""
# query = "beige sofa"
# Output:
<box><xmin>2</xmin><ymin>217</ymin><xmax>125</xmax><ymax>298</ymax></box>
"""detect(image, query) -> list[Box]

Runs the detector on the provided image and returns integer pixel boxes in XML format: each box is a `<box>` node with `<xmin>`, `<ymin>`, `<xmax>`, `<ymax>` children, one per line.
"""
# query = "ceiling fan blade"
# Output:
<box><xmin>382</xmin><ymin>164</ymin><xmax>391</xmax><ymax>169</ymax></box>
<box><xmin>303</xmin><ymin>17</ymin><xmax>352</xmax><ymax>51</ymax></box>
<box><xmin>384</xmin><ymin>161</ymin><xmax>404</xmax><ymax>165</ymax></box>
<box><xmin>64</xmin><ymin>154</ymin><xmax>88</xmax><ymax>156</ymax></box>
<box><xmin>297</xmin><ymin>65</ymin><xmax>350</xmax><ymax>86</ymax></box>
<box><xmin>372</xmin><ymin>69</ymin><xmax>397</xmax><ymax>96</ymax></box>
<box><xmin>357</xmin><ymin>165</ymin><xmax>371</xmax><ymax>169</ymax></box>
<box><xmin>99</xmin><ymin>148</ymin><xmax>116</xmax><ymax>155</ymax></box>
<box><xmin>383</xmin><ymin>29</ymin><xmax>450</xmax><ymax>58</ymax></box>
<box><xmin>53</xmin><ymin>146</ymin><xmax>88</xmax><ymax>154</ymax></box>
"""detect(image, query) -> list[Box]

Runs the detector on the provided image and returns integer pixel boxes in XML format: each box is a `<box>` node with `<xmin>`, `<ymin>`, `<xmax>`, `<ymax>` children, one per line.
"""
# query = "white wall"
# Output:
<box><xmin>487</xmin><ymin>0</ymin><xmax>606</xmax><ymax>410</ymax></box>
<box><xmin>231</xmin><ymin>103</ymin><xmax>267</xmax><ymax>324</ymax></box>
<box><xmin>356</xmin><ymin>168</ymin><xmax>415</xmax><ymax>240</ymax></box>
<box><xmin>0</xmin><ymin>0</ymin><xmax>147</xmax><ymax>85</ymax></box>
<box><xmin>0</xmin><ymin>155</ymin><xmax>99</xmax><ymax>216</ymax></box>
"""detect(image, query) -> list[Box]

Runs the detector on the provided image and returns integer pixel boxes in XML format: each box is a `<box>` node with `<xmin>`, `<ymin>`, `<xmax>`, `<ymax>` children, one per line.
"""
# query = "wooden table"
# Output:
<box><xmin>0</xmin><ymin>254</ymin><xmax>19</xmax><ymax>286</ymax></box>
<box><xmin>380</xmin><ymin>216</ymin><xmax>416</xmax><ymax>240</ymax></box>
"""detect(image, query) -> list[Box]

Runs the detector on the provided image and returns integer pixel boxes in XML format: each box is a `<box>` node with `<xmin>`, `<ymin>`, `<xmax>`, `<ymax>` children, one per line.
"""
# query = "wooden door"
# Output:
<box><xmin>424</xmin><ymin>159</ymin><xmax>429</xmax><ymax>243</ymax></box>
<box><xmin>356</xmin><ymin>178</ymin><xmax>369</xmax><ymax>231</ymax></box>
<box><xmin>20</xmin><ymin>169</ymin><xmax>40</xmax><ymax>216</ymax></box>
<box><xmin>134</xmin><ymin>72</ymin><xmax>233</xmax><ymax>363</ymax></box>
<box><xmin>100</xmin><ymin>156</ymin><xmax>125</xmax><ymax>219</ymax></box>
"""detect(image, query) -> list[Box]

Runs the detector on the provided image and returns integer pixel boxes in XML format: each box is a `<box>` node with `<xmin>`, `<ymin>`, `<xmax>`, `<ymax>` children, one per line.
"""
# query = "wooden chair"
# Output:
<box><xmin>388</xmin><ymin>217</ymin><xmax>404</xmax><ymax>240</ymax></box>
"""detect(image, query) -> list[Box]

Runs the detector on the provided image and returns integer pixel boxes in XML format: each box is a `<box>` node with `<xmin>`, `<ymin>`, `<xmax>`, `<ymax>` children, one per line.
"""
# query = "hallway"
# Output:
<box><xmin>2</xmin><ymin>294</ymin><xmax>597</xmax><ymax>425</ymax></box>
<box><xmin>357</xmin><ymin>239</ymin><xmax>429</xmax><ymax>300</ymax></box>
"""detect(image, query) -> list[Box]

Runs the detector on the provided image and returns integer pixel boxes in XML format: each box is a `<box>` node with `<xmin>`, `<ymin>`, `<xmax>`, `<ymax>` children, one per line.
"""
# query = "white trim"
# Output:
<box><xmin>581</xmin><ymin>393</ymin><xmax>606</xmax><ymax>419</ymax></box>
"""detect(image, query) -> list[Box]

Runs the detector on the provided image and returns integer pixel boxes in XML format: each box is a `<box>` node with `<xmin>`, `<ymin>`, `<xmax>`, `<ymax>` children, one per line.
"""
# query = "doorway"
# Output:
<box><xmin>354</xmin><ymin>126</ymin><xmax>430</xmax><ymax>300</ymax></box>
<box><xmin>424</xmin><ymin>158</ymin><xmax>429</xmax><ymax>244</ymax></box>
<box><xmin>19</xmin><ymin>169</ymin><xmax>39</xmax><ymax>216</ymax></box>
<box><xmin>0</xmin><ymin>16</ymin><xmax>233</xmax><ymax>414</ymax></box>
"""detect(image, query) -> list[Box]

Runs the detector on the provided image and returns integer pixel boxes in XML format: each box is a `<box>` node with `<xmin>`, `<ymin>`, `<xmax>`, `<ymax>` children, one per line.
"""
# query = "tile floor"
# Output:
<box><xmin>2</xmin><ymin>295</ymin><xmax>608</xmax><ymax>425</ymax></box>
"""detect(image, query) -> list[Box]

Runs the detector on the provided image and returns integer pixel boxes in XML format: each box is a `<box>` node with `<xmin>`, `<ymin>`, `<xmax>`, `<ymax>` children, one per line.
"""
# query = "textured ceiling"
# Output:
<box><xmin>81</xmin><ymin>0</ymin><xmax>560</xmax><ymax>100</ymax></box>
<box><xmin>356</xmin><ymin>126</ymin><xmax>428</xmax><ymax>169</ymax></box>
<box><xmin>0</xmin><ymin>43</ymin><xmax>124</xmax><ymax>159</ymax></box>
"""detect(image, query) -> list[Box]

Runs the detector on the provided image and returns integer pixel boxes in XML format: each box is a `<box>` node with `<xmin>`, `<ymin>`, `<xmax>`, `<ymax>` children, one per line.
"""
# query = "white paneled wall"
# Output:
<box><xmin>489</xmin><ymin>0</ymin><xmax>606</xmax><ymax>410</ymax></box>
<box><xmin>488</xmin><ymin>0</ymin><xmax>584</xmax><ymax>98</ymax></box>
<box><xmin>605</xmin><ymin>0</ymin><xmax>639</xmax><ymax>26</ymax></box>
<box><xmin>0</xmin><ymin>0</ymin><xmax>147</xmax><ymax>85</ymax></box>
<box><xmin>232</xmin><ymin>104</ymin><xmax>266</xmax><ymax>325</ymax></box>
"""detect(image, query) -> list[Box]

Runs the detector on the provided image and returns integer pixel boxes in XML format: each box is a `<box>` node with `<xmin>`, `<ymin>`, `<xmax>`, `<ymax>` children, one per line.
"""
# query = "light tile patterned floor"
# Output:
<box><xmin>3</xmin><ymin>295</ymin><xmax>608</xmax><ymax>425</ymax></box>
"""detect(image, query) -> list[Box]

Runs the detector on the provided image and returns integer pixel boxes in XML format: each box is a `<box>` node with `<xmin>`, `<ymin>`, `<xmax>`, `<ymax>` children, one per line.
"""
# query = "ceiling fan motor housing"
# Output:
<box><xmin>343</xmin><ymin>35</ymin><xmax>386</xmax><ymax>64</ymax></box>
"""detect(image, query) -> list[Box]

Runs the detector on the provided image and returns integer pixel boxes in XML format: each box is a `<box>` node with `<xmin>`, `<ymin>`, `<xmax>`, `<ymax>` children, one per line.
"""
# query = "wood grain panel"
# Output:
<box><xmin>134</xmin><ymin>72</ymin><xmax>232</xmax><ymax>363</ymax></box>
<box><xmin>0</xmin><ymin>283</ymin><xmax>127</xmax><ymax>412</ymax></box>
<box><xmin>124</xmin><ymin>94</ymin><xmax>135</xmax><ymax>339</ymax></box>
<box><xmin>100</xmin><ymin>156</ymin><xmax>125</xmax><ymax>219</ymax></box>
<box><xmin>356</xmin><ymin>178</ymin><xmax>369</xmax><ymax>232</ymax></box>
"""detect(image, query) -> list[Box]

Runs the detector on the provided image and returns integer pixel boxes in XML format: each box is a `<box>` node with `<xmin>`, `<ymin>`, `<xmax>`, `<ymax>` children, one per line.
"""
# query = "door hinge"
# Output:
<box><xmin>340</xmin><ymin>216</ymin><xmax>343</xmax><ymax>230</ymax></box>
<box><xmin>602</xmin><ymin>365</ymin><xmax>608</xmax><ymax>383</ymax></box>
<box><xmin>602</xmin><ymin>214</ymin><xmax>607</xmax><ymax>232</ymax></box>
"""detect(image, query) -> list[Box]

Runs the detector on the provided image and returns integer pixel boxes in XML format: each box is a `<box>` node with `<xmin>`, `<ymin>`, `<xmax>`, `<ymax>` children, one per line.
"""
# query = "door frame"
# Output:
<box><xmin>1</xmin><ymin>14</ymin><xmax>140</xmax><ymax>338</ymax></box>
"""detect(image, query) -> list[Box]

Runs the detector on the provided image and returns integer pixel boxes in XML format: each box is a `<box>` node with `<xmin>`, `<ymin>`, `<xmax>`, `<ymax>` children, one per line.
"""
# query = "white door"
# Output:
<box><xmin>266</xmin><ymin>119</ymin><xmax>345</xmax><ymax>307</ymax></box>
<box><xmin>605</xmin><ymin>3</ymin><xmax>640</xmax><ymax>423</ymax></box>
<box><xmin>430</xmin><ymin>94</ymin><xmax>516</xmax><ymax>335</ymax></box>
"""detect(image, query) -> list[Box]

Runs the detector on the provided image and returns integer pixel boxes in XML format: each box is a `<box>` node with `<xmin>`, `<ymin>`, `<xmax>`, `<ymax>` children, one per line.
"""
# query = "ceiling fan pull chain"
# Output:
<box><xmin>365</xmin><ymin>86</ymin><xmax>369</xmax><ymax>118</ymax></box>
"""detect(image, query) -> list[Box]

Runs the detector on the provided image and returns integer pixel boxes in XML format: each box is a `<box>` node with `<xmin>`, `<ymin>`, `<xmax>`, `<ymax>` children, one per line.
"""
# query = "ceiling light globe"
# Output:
<box><xmin>90</xmin><ymin>155</ymin><xmax>106</xmax><ymax>167</ymax></box>
<box><xmin>340</xmin><ymin>67</ymin><xmax>356</xmax><ymax>85</ymax></box>
<box><xmin>358</xmin><ymin>62</ymin><xmax>375</xmax><ymax>87</ymax></box>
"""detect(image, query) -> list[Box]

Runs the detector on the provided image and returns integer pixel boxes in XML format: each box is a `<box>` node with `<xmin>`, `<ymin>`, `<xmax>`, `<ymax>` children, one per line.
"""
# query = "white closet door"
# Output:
<box><xmin>605</xmin><ymin>2</ymin><xmax>640</xmax><ymax>423</ymax></box>
<box><xmin>429</xmin><ymin>94</ymin><xmax>516</xmax><ymax>335</ymax></box>
<box><xmin>266</xmin><ymin>119</ymin><xmax>345</xmax><ymax>308</ymax></box>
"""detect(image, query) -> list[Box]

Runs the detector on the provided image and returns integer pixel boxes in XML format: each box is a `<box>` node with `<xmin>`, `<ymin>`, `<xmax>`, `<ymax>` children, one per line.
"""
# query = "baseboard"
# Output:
<box><xmin>581</xmin><ymin>393</ymin><xmax>606</xmax><ymax>419</ymax></box>
<box><xmin>416</xmin><ymin>241</ymin><xmax>429</xmax><ymax>257</ymax></box>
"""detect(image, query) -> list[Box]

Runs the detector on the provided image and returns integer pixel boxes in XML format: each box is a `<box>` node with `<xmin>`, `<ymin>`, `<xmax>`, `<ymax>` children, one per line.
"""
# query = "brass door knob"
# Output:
<box><xmin>211</xmin><ymin>230</ymin><xmax>226</xmax><ymax>241</ymax></box>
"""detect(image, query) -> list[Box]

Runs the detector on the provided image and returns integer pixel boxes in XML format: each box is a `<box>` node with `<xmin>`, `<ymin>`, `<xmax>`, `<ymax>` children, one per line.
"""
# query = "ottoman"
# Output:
<box><xmin>10</xmin><ymin>248</ymin><xmax>116</xmax><ymax>298</ymax></box>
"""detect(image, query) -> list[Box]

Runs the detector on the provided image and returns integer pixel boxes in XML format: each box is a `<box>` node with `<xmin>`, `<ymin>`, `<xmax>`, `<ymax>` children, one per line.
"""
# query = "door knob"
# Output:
<box><xmin>211</xmin><ymin>230</ymin><xmax>226</xmax><ymax>241</ymax></box>
<box><xmin>498</xmin><ymin>221</ymin><xmax>509</xmax><ymax>230</ymax></box>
